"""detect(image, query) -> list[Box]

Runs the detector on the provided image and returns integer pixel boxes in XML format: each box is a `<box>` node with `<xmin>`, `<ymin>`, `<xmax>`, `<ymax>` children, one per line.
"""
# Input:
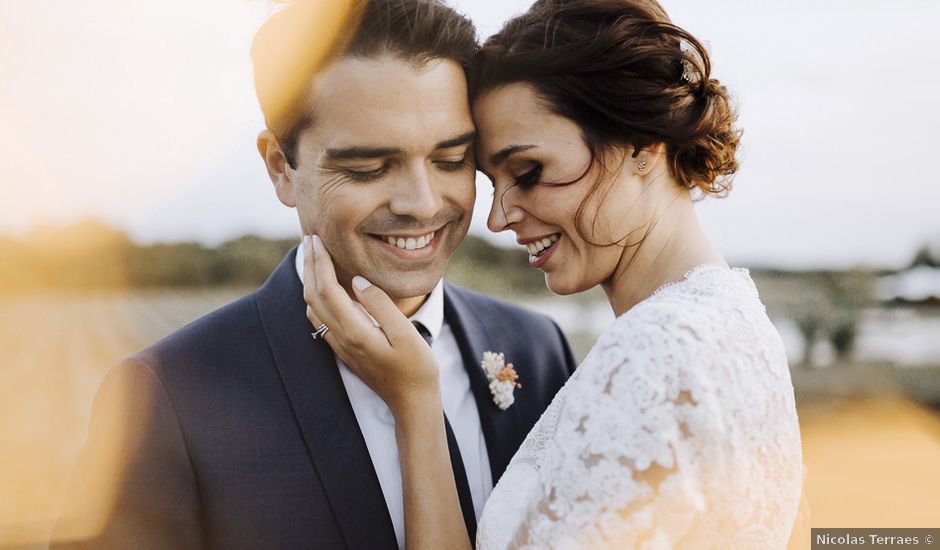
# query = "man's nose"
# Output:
<box><xmin>389</xmin><ymin>164</ymin><xmax>441</xmax><ymax>220</ymax></box>
<box><xmin>487</xmin><ymin>185</ymin><xmax>524</xmax><ymax>232</ymax></box>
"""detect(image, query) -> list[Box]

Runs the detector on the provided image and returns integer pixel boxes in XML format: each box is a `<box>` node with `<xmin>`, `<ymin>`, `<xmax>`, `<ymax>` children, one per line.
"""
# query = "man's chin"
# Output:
<box><xmin>381</xmin><ymin>282</ymin><xmax>441</xmax><ymax>302</ymax></box>
<box><xmin>369</xmin><ymin>272</ymin><xmax>443</xmax><ymax>302</ymax></box>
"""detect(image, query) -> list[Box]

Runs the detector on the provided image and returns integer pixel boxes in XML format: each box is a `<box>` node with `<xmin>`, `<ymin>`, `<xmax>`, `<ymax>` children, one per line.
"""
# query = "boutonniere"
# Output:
<box><xmin>481</xmin><ymin>351</ymin><xmax>522</xmax><ymax>410</ymax></box>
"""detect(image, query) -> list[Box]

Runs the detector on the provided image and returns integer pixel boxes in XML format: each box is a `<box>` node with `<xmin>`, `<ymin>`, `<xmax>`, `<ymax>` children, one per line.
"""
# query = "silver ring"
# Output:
<box><xmin>310</xmin><ymin>323</ymin><xmax>330</xmax><ymax>340</ymax></box>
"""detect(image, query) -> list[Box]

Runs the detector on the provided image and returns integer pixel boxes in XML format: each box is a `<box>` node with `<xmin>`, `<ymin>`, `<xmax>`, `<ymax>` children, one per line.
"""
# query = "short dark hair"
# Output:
<box><xmin>251</xmin><ymin>0</ymin><xmax>478</xmax><ymax>168</ymax></box>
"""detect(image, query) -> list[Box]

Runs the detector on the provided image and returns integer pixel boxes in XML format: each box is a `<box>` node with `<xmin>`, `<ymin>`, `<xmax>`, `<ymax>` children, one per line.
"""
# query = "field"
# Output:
<box><xmin>1</xmin><ymin>289</ymin><xmax>939</xmax><ymax>547</ymax></box>
<box><xmin>0</xmin><ymin>289</ymin><xmax>246</xmax><ymax>548</ymax></box>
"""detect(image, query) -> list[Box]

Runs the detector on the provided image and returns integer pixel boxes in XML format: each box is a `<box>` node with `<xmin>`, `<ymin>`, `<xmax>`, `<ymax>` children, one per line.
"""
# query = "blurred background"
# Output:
<box><xmin>1</xmin><ymin>0</ymin><xmax>939</xmax><ymax>546</ymax></box>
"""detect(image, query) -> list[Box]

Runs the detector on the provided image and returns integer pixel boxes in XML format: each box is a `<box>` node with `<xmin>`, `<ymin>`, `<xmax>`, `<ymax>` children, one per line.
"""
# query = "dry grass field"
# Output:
<box><xmin>0</xmin><ymin>289</ymin><xmax>245</xmax><ymax>548</ymax></box>
<box><xmin>1</xmin><ymin>289</ymin><xmax>938</xmax><ymax>547</ymax></box>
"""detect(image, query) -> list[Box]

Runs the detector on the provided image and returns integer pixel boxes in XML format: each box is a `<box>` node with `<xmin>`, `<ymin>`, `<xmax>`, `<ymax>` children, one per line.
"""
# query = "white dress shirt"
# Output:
<box><xmin>296</xmin><ymin>246</ymin><xmax>493</xmax><ymax>549</ymax></box>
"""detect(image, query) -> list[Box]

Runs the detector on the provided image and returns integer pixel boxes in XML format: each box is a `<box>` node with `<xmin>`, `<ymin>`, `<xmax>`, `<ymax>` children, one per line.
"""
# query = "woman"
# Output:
<box><xmin>303</xmin><ymin>0</ymin><xmax>805</xmax><ymax>547</ymax></box>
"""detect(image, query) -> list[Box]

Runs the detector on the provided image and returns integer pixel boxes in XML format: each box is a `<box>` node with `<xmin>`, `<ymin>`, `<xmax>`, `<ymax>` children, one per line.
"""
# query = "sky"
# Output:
<box><xmin>1</xmin><ymin>0</ymin><xmax>938</xmax><ymax>269</ymax></box>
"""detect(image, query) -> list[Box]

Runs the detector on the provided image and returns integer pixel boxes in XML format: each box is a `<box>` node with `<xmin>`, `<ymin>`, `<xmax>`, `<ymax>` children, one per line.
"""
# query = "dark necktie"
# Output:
<box><xmin>412</xmin><ymin>321</ymin><xmax>478</xmax><ymax>542</ymax></box>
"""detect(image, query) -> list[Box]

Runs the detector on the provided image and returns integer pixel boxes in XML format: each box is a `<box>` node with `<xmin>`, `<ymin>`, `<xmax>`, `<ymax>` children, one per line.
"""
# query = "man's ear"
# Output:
<box><xmin>257</xmin><ymin>129</ymin><xmax>296</xmax><ymax>207</ymax></box>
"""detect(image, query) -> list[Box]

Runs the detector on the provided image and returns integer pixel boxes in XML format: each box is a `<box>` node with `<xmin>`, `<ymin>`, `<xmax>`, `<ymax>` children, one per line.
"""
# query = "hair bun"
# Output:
<box><xmin>473</xmin><ymin>0</ymin><xmax>742</xmax><ymax>197</ymax></box>
<box><xmin>669</xmin><ymin>78</ymin><xmax>741</xmax><ymax>196</ymax></box>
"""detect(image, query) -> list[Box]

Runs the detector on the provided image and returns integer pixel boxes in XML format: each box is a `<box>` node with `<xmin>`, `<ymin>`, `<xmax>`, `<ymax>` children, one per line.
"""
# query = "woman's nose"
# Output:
<box><xmin>487</xmin><ymin>185</ymin><xmax>524</xmax><ymax>232</ymax></box>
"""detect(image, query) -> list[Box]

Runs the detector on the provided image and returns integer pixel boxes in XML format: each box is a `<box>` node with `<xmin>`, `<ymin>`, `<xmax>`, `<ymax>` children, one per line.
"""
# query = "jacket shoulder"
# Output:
<box><xmin>132</xmin><ymin>290</ymin><xmax>265</xmax><ymax>374</ymax></box>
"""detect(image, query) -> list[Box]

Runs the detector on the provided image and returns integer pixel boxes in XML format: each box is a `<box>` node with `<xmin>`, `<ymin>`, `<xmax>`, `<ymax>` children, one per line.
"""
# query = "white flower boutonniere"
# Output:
<box><xmin>481</xmin><ymin>351</ymin><xmax>522</xmax><ymax>410</ymax></box>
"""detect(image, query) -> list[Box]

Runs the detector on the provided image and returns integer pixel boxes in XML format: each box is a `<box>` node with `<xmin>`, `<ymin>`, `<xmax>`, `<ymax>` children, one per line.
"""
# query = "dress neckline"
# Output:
<box><xmin>649</xmin><ymin>264</ymin><xmax>747</xmax><ymax>297</ymax></box>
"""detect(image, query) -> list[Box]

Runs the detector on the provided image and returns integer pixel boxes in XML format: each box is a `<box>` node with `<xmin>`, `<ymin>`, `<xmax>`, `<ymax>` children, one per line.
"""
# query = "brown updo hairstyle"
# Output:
<box><xmin>471</xmin><ymin>0</ymin><xmax>740</xmax><ymax>199</ymax></box>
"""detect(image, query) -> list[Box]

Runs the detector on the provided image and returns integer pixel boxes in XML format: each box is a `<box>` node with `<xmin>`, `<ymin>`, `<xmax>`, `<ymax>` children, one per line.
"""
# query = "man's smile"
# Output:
<box><xmin>367</xmin><ymin>224</ymin><xmax>447</xmax><ymax>261</ymax></box>
<box><xmin>374</xmin><ymin>230</ymin><xmax>436</xmax><ymax>250</ymax></box>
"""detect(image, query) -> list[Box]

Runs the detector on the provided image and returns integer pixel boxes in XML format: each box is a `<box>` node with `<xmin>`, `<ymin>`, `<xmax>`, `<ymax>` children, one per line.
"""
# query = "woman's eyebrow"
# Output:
<box><xmin>489</xmin><ymin>144</ymin><xmax>537</xmax><ymax>167</ymax></box>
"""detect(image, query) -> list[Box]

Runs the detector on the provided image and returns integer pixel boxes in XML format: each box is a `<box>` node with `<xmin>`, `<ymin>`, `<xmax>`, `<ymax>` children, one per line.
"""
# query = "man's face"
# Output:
<box><xmin>284</xmin><ymin>55</ymin><xmax>476</xmax><ymax>300</ymax></box>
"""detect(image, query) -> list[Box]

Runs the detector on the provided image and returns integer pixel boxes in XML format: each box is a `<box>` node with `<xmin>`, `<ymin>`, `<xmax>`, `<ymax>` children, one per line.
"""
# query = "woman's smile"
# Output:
<box><xmin>518</xmin><ymin>233</ymin><xmax>562</xmax><ymax>268</ymax></box>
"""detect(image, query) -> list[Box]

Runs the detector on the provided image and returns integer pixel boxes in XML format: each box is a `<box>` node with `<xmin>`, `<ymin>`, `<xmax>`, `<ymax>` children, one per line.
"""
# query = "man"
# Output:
<box><xmin>51</xmin><ymin>1</ymin><xmax>576</xmax><ymax>548</ymax></box>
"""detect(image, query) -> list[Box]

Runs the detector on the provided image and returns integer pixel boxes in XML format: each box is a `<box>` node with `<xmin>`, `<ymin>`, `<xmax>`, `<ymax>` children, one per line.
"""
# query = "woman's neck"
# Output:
<box><xmin>602</xmin><ymin>193</ymin><xmax>727</xmax><ymax>317</ymax></box>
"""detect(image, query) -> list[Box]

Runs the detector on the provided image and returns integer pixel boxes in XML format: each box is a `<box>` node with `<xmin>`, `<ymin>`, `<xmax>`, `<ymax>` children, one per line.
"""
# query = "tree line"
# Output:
<box><xmin>0</xmin><ymin>220</ymin><xmax>548</xmax><ymax>296</ymax></box>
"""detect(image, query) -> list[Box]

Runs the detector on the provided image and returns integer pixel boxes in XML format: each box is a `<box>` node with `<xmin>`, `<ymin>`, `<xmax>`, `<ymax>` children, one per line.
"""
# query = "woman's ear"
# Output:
<box><xmin>257</xmin><ymin>129</ymin><xmax>297</xmax><ymax>207</ymax></box>
<box><xmin>632</xmin><ymin>143</ymin><xmax>665</xmax><ymax>176</ymax></box>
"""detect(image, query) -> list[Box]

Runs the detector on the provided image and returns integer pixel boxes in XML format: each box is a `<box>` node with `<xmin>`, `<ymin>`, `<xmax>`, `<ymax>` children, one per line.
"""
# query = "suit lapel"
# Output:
<box><xmin>443</xmin><ymin>284</ymin><xmax>522</xmax><ymax>483</ymax></box>
<box><xmin>255</xmin><ymin>248</ymin><xmax>397</xmax><ymax>549</ymax></box>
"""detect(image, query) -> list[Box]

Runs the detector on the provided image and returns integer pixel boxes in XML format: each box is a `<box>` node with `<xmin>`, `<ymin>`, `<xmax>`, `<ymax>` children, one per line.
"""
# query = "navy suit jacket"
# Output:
<box><xmin>51</xmin><ymin>248</ymin><xmax>577</xmax><ymax>549</ymax></box>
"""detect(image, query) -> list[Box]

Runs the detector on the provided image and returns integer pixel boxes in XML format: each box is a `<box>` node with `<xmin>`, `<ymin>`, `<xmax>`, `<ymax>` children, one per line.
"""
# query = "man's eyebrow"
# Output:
<box><xmin>489</xmin><ymin>144</ymin><xmax>537</xmax><ymax>167</ymax></box>
<box><xmin>435</xmin><ymin>130</ymin><xmax>476</xmax><ymax>150</ymax></box>
<box><xmin>323</xmin><ymin>145</ymin><xmax>404</xmax><ymax>161</ymax></box>
<box><xmin>322</xmin><ymin>130</ymin><xmax>475</xmax><ymax>161</ymax></box>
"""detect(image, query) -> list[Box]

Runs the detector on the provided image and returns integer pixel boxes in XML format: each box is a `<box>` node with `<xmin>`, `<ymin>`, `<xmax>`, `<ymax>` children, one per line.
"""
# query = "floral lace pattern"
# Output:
<box><xmin>477</xmin><ymin>266</ymin><xmax>804</xmax><ymax>549</ymax></box>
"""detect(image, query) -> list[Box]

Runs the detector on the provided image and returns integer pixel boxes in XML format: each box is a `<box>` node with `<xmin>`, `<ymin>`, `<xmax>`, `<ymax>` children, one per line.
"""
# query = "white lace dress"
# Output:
<box><xmin>476</xmin><ymin>266</ymin><xmax>804</xmax><ymax>550</ymax></box>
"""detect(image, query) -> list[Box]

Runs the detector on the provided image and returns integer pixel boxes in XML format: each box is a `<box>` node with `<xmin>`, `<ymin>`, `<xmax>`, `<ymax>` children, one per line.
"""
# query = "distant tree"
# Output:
<box><xmin>211</xmin><ymin>235</ymin><xmax>296</xmax><ymax>286</ymax></box>
<box><xmin>783</xmin><ymin>270</ymin><xmax>874</xmax><ymax>366</ymax></box>
<box><xmin>909</xmin><ymin>245</ymin><xmax>940</xmax><ymax>269</ymax></box>
<box><xmin>828</xmin><ymin>314</ymin><xmax>858</xmax><ymax>361</ymax></box>
<box><xmin>794</xmin><ymin>312</ymin><xmax>821</xmax><ymax>366</ymax></box>
<box><xmin>0</xmin><ymin>221</ymin><xmax>300</xmax><ymax>292</ymax></box>
<box><xmin>821</xmin><ymin>271</ymin><xmax>871</xmax><ymax>363</ymax></box>
<box><xmin>124</xmin><ymin>242</ymin><xmax>215</xmax><ymax>287</ymax></box>
<box><xmin>10</xmin><ymin>220</ymin><xmax>134</xmax><ymax>290</ymax></box>
<box><xmin>446</xmin><ymin>235</ymin><xmax>549</xmax><ymax>297</ymax></box>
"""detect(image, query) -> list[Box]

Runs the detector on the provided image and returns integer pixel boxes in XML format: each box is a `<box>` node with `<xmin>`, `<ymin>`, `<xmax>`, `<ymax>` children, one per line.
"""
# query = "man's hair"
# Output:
<box><xmin>251</xmin><ymin>0</ymin><xmax>478</xmax><ymax>168</ymax></box>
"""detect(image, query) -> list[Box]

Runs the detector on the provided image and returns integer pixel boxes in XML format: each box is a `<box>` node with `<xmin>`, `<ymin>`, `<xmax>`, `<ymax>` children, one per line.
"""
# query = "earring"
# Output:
<box><xmin>638</xmin><ymin>157</ymin><xmax>648</xmax><ymax>171</ymax></box>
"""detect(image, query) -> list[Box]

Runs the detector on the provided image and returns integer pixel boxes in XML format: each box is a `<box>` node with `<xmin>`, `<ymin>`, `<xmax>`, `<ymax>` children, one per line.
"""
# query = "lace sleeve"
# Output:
<box><xmin>508</xmin><ymin>314</ymin><xmax>722</xmax><ymax>549</ymax></box>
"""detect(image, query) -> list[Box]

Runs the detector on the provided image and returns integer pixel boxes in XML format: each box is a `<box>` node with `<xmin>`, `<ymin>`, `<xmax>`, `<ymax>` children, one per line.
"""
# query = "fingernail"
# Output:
<box><xmin>310</xmin><ymin>234</ymin><xmax>321</xmax><ymax>258</ymax></box>
<box><xmin>352</xmin><ymin>275</ymin><xmax>372</xmax><ymax>292</ymax></box>
<box><xmin>303</xmin><ymin>235</ymin><xmax>311</xmax><ymax>254</ymax></box>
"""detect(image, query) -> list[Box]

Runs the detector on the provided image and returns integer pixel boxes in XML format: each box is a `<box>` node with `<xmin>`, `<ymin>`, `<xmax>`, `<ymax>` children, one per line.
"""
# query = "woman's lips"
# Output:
<box><xmin>529</xmin><ymin>235</ymin><xmax>560</xmax><ymax>269</ymax></box>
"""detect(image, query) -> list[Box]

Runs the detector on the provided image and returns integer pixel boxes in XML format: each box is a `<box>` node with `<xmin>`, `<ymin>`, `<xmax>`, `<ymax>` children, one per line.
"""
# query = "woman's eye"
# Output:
<box><xmin>515</xmin><ymin>165</ymin><xmax>542</xmax><ymax>188</ymax></box>
<box><xmin>345</xmin><ymin>165</ymin><xmax>389</xmax><ymax>181</ymax></box>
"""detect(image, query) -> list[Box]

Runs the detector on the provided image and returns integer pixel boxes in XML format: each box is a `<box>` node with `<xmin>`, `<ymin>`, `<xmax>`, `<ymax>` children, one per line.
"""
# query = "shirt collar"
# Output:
<box><xmin>295</xmin><ymin>243</ymin><xmax>445</xmax><ymax>341</ymax></box>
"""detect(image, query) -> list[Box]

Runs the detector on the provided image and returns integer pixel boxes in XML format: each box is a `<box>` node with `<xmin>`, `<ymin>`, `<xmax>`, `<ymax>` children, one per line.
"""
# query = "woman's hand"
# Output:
<box><xmin>303</xmin><ymin>235</ymin><xmax>471</xmax><ymax>550</ymax></box>
<box><xmin>302</xmin><ymin>234</ymin><xmax>440</xmax><ymax>417</ymax></box>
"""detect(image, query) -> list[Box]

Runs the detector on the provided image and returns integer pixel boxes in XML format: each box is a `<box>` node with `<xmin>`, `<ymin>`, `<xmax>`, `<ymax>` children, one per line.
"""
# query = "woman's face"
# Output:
<box><xmin>474</xmin><ymin>83</ymin><xmax>650</xmax><ymax>295</ymax></box>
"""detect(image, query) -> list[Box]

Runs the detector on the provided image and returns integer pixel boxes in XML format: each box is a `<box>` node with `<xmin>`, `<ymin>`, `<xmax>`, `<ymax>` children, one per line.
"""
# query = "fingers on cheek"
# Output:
<box><xmin>303</xmin><ymin>288</ymin><xmax>318</xmax><ymax>307</ymax></box>
<box><xmin>315</xmin><ymin>284</ymin><xmax>332</xmax><ymax>304</ymax></box>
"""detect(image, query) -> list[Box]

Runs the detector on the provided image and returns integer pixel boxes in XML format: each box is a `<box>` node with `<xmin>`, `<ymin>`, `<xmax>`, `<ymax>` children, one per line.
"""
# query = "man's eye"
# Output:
<box><xmin>435</xmin><ymin>158</ymin><xmax>469</xmax><ymax>171</ymax></box>
<box><xmin>344</xmin><ymin>166</ymin><xmax>389</xmax><ymax>181</ymax></box>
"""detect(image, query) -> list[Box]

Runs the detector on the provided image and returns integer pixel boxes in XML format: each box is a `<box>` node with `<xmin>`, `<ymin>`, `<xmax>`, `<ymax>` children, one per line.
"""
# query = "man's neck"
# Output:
<box><xmin>334</xmin><ymin>279</ymin><xmax>430</xmax><ymax>319</ymax></box>
<box><xmin>295</xmin><ymin>243</ymin><xmax>435</xmax><ymax>319</ymax></box>
<box><xmin>394</xmin><ymin>294</ymin><xmax>431</xmax><ymax>318</ymax></box>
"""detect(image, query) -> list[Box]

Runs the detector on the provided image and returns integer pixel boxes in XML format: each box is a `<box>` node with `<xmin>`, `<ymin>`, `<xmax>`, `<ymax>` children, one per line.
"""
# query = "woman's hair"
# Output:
<box><xmin>471</xmin><ymin>0</ymin><xmax>740</xmax><ymax>198</ymax></box>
